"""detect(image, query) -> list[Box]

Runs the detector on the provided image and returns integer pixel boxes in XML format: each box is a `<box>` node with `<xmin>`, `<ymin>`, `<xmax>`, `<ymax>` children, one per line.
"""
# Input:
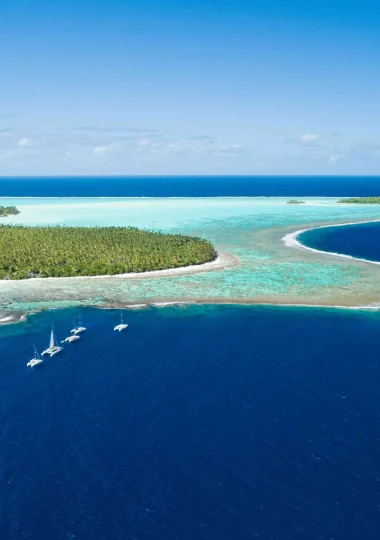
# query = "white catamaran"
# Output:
<box><xmin>42</xmin><ymin>325</ymin><xmax>64</xmax><ymax>357</ymax></box>
<box><xmin>114</xmin><ymin>310</ymin><xmax>128</xmax><ymax>332</ymax></box>
<box><xmin>27</xmin><ymin>343</ymin><xmax>43</xmax><ymax>368</ymax></box>
<box><xmin>71</xmin><ymin>315</ymin><xmax>87</xmax><ymax>335</ymax></box>
<box><xmin>64</xmin><ymin>334</ymin><xmax>80</xmax><ymax>343</ymax></box>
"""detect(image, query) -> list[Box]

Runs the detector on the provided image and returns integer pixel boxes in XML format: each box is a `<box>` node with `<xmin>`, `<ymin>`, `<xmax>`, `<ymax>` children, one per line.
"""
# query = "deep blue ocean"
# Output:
<box><xmin>0</xmin><ymin>175</ymin><xmax>380</xmax><ymax>197</ymax></box>
<box><xmin>300</xmin><ymin>221</ymin><xmax>380</xmax><ymax>263</ymax></box>
<box><xmin>2</xmin><ymin>176</ymin><xmax>380</xmax><ymax>539</ymax></box>
<box><xmin>1</xmin><ymin>306</ymin><xmax>380</xmax><ymax>540</ymax></box>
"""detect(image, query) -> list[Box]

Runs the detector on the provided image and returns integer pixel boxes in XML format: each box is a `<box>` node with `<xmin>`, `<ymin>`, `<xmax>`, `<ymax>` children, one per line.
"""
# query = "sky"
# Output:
<box><xmin>1</xmin><ymin>0</ymin><xmax>380</xmax><ymax>176</ymax></box>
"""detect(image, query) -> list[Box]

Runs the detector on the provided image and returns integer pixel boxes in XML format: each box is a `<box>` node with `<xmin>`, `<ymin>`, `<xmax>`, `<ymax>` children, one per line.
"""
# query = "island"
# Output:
<box><xmin>287</xmin><ymin>200</ymin><xmax>305</xmax><ymax>204</ymax></box>
<box><xmin>0</xmin><ymin>225</ymin><xmax>216</xmax><ymax>280</ymax></box>
<box><xmin>0</xmin><ymin>205</ymin><xmax>20</xmax><ymax>217</ymax></box>
<box><xmin>337</xmin><ymin>197</ymin><xmax>380</xmax><ymax>204</ymax></box>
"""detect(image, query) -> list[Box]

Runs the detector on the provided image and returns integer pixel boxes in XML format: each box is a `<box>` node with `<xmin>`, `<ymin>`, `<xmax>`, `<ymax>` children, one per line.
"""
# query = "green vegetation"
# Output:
<box><xmin>0</xmin><ymin>205</ymin><xmax>20</xmax><ymax>217</ymax></box>
<box><xmin>337</xmin><ymin>197</ymin><xmax>380</xmax><ymax>204</ymax></box>
<box><xmin>0</xmin><ymin>225</ymin><xmax>216</xmax><ymax>280</ymax></box>
<box><xmin>287</xmin><ymin>200</ymin><xmax>305</xmax><ymax>204</ymax></box>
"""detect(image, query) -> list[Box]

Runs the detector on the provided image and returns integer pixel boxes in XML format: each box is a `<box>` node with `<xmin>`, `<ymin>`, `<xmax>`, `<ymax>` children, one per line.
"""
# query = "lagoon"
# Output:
<box><xmin>1</xmin><ymin>196</ymin><xmax>380</xmax><ymax>319</ymax></box>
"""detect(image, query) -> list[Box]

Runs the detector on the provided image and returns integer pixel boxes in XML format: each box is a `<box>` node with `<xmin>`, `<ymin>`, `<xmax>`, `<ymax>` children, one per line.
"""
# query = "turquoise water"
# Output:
<box><xmin>1</xmin><ymin>197</ymin><xmax>380</xmax><ymax>313</ymax></box>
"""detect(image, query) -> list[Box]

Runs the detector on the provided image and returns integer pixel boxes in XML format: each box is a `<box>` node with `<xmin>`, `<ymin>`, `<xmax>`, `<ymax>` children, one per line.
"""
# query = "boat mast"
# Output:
<box><xmin>50</xmin><ymin>324</ymin><xmax>55</xmax><ymax>349</ymax></box>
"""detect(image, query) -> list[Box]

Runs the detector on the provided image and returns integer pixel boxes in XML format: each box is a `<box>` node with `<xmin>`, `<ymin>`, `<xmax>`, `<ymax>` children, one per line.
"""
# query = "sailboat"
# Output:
<box><xmin>71</xmin><ymin>313</ymin><xmax>86</xmax><ymax>335</ymax></box>
<box><xmin>41</xmin><ymin>324</ymin><xmax>64</xmax><ymax>357</ymax></box>
<box><xmin>27</xmin><ymin>343</ymin><xmax>43</xmax><ymax>368</ymax></box>
<box><xmin>64</xmin><ymin>334</ymin><xmax>81</xmax><ymax>343</ymax></box>
<box><xmin>114</xmin><ymin>310</ymin><xmax>128</xmax><ymax>332</ymax></box>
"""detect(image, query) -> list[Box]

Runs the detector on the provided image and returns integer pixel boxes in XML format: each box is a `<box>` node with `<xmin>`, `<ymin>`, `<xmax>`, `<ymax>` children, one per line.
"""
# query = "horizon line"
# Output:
<box><xmin>1</xmin><ymin>174</ymin><xmax>380</xmax><ymax>179</ymax></box>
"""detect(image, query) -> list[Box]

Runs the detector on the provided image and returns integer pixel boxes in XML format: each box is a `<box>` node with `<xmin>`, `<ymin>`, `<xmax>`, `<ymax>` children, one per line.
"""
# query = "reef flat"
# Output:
<box><xmin>1</xmin><ymin>196</ymin><xmax>380</xmax><ymax>319</ymax></box>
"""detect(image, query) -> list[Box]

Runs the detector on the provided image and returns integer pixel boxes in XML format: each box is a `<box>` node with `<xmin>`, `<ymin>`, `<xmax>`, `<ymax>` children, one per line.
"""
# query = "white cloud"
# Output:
<box><xmin>328</xmin><ymin>154</ymin><xmax>340</xmax><ymax>163</ymax></box>
<box><xmin>18</xmin><ymin>137</ymin><xmax>32</xmax><ymax>147</ymax></box>
<box><xmin>93</xmin><ymin>145</ymin><xmax>113</xmax><ymax>155</ymax></box>
<box><xmin>300</xmin><ymin>133</ymin><xmax>319</xmax><ymax>143</ymax></box>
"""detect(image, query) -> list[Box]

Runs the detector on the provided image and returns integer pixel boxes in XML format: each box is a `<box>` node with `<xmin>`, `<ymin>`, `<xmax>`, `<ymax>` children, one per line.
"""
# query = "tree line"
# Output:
<box><xmin>337</xmin><ymin>197</ymin><xmax>380</xmax><ymax>204</ymax></box>
<box><xmin>0</xmin><ymin>225</ymin><xmax>216</xmax><ymax>280</ymax></box>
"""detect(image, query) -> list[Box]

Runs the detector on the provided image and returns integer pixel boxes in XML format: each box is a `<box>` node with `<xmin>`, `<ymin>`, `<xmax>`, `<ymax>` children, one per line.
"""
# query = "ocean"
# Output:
<box><xmin>1</xmin><ymin>175</ymin><xmax>380</xmax><ymax>197</ymax></box>
<box><xmin>1</xmin><ymin>176</ymin><xmax>380</xmax><ymax>539</ymax></box>
<box><xmin>1</xmin><ymin>305</ymin><xmax>380</xmax><ymax>540</ymax></box>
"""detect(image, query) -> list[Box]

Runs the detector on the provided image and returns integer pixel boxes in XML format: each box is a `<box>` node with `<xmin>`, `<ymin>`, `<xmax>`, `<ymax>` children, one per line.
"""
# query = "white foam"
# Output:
<box><xmin>0</xmin><ymin>316</ymin><xmax>14</xmax><ymax>322</ymax></box>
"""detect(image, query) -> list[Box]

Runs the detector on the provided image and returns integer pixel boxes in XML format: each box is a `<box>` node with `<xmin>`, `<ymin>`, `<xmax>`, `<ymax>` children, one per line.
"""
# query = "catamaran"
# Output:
<box><xmin>114</xmin><ymin>310</ymin><xmax>128</xmax><ymax>332</ymax></box>
<box><xmin>64</xmin><ymin>334</ymin><xmax>81</xmax><ymax>343</ymax></box>
<box><xmin>42</xmin><ymin>325</ymin><xmax>64</xmax><ymax>357</ymax></box>
<box><xmin>27</xmin><ymin>343</ymin><xmax>43</xmax><ymax>368</ymax></box>
<box><xmin>71</xmin><ymin>314</ymin><xmax>87</xmax><ymax>335</ymax></box>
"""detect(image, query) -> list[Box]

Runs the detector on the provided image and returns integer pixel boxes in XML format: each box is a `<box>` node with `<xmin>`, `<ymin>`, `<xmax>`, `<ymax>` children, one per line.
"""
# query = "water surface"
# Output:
<box><xmin>1</xmin><ymin>305</ymin><xmax>380</xmax><ymax>539</ymax></box>
<box><xmin>300</xmin><ymin>221</ymin><xmax>380</xmax><ymax>263</ymax></box>
<box><xmin>1</xmin><ymin>175</ymin><xmax>380</xmax><ymax>197</ymax></box>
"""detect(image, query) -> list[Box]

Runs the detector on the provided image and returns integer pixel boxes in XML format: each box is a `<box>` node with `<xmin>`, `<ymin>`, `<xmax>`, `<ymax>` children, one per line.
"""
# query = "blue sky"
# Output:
<box><xmin>1</xmin><ymin>0</ymin><xmax>380</xmax><ymax>175</ymax></box>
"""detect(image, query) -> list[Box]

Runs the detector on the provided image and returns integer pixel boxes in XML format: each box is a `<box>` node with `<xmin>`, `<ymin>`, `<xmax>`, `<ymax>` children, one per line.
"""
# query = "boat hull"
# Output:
<box><xmin>114</xmin><ymin>324</ymin><xmax>128</xmax><ymax>332</ymax></box>
<box><xmin>49</xmin><ymin>347</ymin><xmax>64</xmax><ymax>357</ymax></box>
<box><xmin>71</xmin><ymin>327</ymin><xmax>86</xmax><ymax>335</ymax></box>
<box><xmin>65</xmin><ymin>336</ymin><xmax>80</xmax><ymax>343</ymax></box>
<box><xmin>27</xmin><ymin>359</ymin><xmax>43</xmax><ymax>367</ymax></box>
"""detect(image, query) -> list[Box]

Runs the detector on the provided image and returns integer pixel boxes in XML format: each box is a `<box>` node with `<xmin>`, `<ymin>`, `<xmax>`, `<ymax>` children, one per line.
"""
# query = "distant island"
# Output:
<box><xmin>287</xmin><ymin>200</ymin><xmax>305</xmax><ymax>205</ymax></box>
<box><xmin>0</xmin><ymin>225</ymin><xmax>216</xmax><ymax>280</ymax></box>
<box><xmin>0</xmin><ymin>206</ymin><xmax>20</xmax><ymax>217</ymax></box>
<box><xmin>337</xmin><ymin>197</ymin><xmax>380</xmax><ymax>204</ymax></box>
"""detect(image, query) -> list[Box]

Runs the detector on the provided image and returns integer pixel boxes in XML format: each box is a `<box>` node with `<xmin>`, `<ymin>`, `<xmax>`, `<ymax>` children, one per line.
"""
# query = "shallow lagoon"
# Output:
<box><xmin>1</xmin><ymin>197</ymin><xmax>380</xmax><ymax>316</ymax></box>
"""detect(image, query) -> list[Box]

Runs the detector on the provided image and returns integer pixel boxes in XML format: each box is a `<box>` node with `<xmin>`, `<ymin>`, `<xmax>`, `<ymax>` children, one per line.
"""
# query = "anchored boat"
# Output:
<box><xmin>64</xmin><ymin>334</ymin><xmax>81</xmax><ymax>343</ymax></box>
<box><xmin>42</xmin><ymin>325</ymin><xmax>64</xmax><ymax>357</ymax></box>
<box><xmin>114</xmin><ymin>310</ymin><xmax>128</xmax><ymax>332</ymax></box>
<box><xmin>71</xmin><ymin>314</ymin><xmax>86</xmax><ymax>335</ymax></box>
<box><xmin>27</xmin><ymin>343</ymin><xmax>43</xmax><ymax>368</ymax></box>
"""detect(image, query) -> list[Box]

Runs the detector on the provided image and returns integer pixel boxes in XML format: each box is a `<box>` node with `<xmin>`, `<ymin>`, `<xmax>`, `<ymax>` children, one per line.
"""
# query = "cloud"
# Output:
<box><xmin>300</xmin><ymin>133</ymin><xmax>319</xmax><ymax>143</ymax></box>
<box><xmin>18</xmin><ymin>137</ymin><xmax>32</xmax><ymax>147</ymax></box>
<box><xmin>284</xmin><ymin>133</ymin><xmax>320</xmax><ymax>146</ymax></box>
<box><xmin>0</xmin><ymin>128</ymin><xmax>11</xmax><ymax>137</ymax></box>
<box><xmin>328</xmin><ymin>154</ymin><xmax>340</xmax><ymax>163</ymax></box>
<box><xmin>93</xmin><ymin>145</ymin><xmax>113</xmax><ymax>155</ymax></box>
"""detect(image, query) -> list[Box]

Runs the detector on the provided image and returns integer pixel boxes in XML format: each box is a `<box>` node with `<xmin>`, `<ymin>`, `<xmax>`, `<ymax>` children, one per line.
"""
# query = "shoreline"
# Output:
<box><xmin>2</xmin><ymin>299</ymin><xmax>380</xmax><ymax>327</ymax></box>
<box><xmin>3</xmin><ymin>218</ymin><xmax>380</xmax><ymax>326</ymax></box>
<box><xmin>282</xmin><ymin>218</ymin><xmax>380</xmax><ymax>266</ymax></box>
<box><xmin>0</xmin><ymin>251</ymin><xmax>238</xmax><ymax>284</ymax></box>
